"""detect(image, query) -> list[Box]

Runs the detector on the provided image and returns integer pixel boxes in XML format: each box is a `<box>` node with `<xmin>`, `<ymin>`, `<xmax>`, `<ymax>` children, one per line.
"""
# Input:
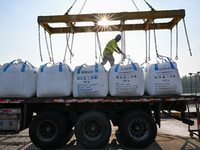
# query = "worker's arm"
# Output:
<box><xmin>115</xmin><ymin>47</ymin><xmax>126</xmax><ymax>56</ymax></box>
<box><xmin>114</xmin><ymin>47</ymin><xmax>122</xmax><ymax>54</ymax></box>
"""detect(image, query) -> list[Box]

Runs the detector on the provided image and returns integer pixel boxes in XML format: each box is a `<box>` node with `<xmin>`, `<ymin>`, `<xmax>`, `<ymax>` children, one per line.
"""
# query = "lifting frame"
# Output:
<box><xmin>38</xmin><ymin>9</ymin><xmax>185</xmax><ymax>34</ymax></box>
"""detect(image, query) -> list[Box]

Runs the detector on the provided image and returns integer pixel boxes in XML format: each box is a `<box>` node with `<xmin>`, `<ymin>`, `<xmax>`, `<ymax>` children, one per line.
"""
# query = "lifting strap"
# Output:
<box><xmin>63</xmin><ymin>32</ymin><xmax>74</xmax><ymax>63</ymax></box>
<box><xmin>145</xmin><ymin>30</ymin><xmax>148</xmax><ymax>63</ymax></box>
<box><xmin>49</xmin><ymin>34</ymin><xmax>54</xmax><ymax>64</ymax></box>
<box><xmin>44</xmin><ymin>29</ymin><xmax>53</xmax><ymax>62</ymax></box>
<box><xmin>175</xmin><ymin>24</ymin><xmax>178</xmax><ymax>60</ymax></box>
<box><xmin>95</xmin><ymin>33</ymin><xmax>97</xmax><ymax>60</ymax></box>
<box><xmin>148</xmin><ymin>24</ymin><xmax>151</xmax><ymax>61</ymax></box>
<box><xmin>153</xmin><ymin>20</ymin><xmax>159</xmax><ymax>58</ymax></box>
<box><xmin>95</xmin><ymin>32</ymin><xmax>103</xmax><ymax>62</ymax></box>
<box><xmin>131</xmin><ymin>0</ymin><xmax>147</xmax><ymax>63</ymax></box>
<box><xmin>63</xmin><ymin>33</ymin><xmax>69</xmax><ymax>63</ymax></box>
<box><xmin>170</xmin><ymin>29</ymin><xmax>172</xmax><ymax>59</ymax></box>
<box><xmin>70</xmin><ymin>34</ymin><xmax>75</xmax><ymax>64</ymax></box>
<box><xmin>183</xmin><ymin>18</ymin><xmax>192</xmax><ymax>56</ymax></box>
<box><xmin>63</xmin><ymin>0</ymin><xmax>87</xmax><ymax>64</ymax></box>
<box><xmin>38</xmin><ymin>24</ymin><xmax>43</xmax><ymax>61</ymax></box>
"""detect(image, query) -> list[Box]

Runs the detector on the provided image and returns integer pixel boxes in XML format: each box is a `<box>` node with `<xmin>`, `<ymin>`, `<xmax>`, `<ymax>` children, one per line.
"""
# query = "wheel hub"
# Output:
<box><xmin>84</xmin><ymin>120</ymin><xmax>102</xmax><ymax>141</ymax></box>
<box><xmin>129</xmin><ymin>119</ymin><xmax>148</xmax><ymax>139</ymax></box>
<box><xmin>37</xmin><ymin>120</ymin><xmax>57</xmax><ymax>142</ymax></box>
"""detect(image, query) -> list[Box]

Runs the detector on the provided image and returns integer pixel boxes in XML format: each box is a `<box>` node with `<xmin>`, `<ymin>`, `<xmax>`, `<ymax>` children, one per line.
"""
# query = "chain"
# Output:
<box><xmin>183</xmin><ymin>18</ymin><xmax>192</xmax><ymax>56</ymax></box>
<box><xmin>121</xmin><ymin>19</ymin><xmax>126</xmax><ymax>61</ymax></box>
<box><xmin>38</xmin><ymin>24</ymin><xmax>43</xmax><ymax>61</ymax></box>
<box><xmin>123</xmin><ymin>31</ymin><xmax>126</xmax><ymax>54</ymax></box>
<box><xmin>121</xmin><ymin>30</ymin><xmax>126</xmax><ymax>61</ymax></box>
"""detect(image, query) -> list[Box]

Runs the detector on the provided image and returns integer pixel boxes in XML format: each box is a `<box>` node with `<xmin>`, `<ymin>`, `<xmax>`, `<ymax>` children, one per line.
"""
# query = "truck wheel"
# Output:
<box><xmin>29</xmin><ymin>111</ymin><xmax>70</xmax><ymax>149</ymax></box>
<box><xmin>75</xmin><ymin>110</ymin><xmax>111</xmax><ymax>148</ymax></box>
<box><xmin>119</xmin><ymin>110</ymin><xmax>157</xmax><ymax>148</ymax></box>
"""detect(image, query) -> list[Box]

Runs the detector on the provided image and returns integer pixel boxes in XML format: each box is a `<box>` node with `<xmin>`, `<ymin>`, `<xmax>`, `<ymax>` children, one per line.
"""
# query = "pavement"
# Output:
<box><xmin>0</xmin><ymin>118</ymin><xmax>199</xmax><ymax>150</ymax></box>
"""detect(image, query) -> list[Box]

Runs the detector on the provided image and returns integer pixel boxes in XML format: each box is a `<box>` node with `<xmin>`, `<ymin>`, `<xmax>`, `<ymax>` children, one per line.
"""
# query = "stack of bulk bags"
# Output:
<box><xmin>37</xmin><ymin>62</ymin><xmax>73</xmax><ymax>97</ymax></box>
<box><xmin>145</xmin><ymin>58</ymin><xmax>182</xmax><ymax>95</ymax></box>
<box><xmin>0</xmin><ymin>59</ymin><xmax>37</xmax><ymax>97</ymax></box>
<box><xmin>109</xmin><ymin>61</ymin><xmax>145</xmax><ymax>96</ymax></box>
<box><xmin>73</xmin><ymin>63</ymin><xmax>108</xmax><ymax>97</ymax></box>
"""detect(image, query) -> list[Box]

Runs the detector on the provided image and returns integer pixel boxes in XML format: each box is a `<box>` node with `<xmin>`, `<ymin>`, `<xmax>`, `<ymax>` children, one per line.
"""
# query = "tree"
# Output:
<box><xmin>181</xmin><ymin>75</ymin><xmax>200</xmax><ymax>94</ymax></box>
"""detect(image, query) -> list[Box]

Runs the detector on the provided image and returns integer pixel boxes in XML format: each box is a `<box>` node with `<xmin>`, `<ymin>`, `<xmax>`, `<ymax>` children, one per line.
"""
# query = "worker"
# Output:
<box><xmin>101</xmin><ymin>34</ymin><xmax>125</xmax><ymax>67</ymax></box>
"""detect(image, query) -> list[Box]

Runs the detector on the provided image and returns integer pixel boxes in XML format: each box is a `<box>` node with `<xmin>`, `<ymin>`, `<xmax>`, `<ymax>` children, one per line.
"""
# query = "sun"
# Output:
<box><xmin>93</xmin><ymin>13</ymin><xmax>119</xmax><ymax>32</ymax></box>
<box><xmin>98</xmin><ymin>17</ymin><xmax>109</xmax><ymax>26</ymax></box>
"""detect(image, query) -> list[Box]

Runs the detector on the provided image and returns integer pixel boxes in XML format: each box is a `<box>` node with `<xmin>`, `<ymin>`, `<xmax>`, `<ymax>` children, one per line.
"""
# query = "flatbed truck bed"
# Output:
<box><xmin>0</xmin><ymin>94</ymin><xmax>199</xmax><ymax>149</ymax></box>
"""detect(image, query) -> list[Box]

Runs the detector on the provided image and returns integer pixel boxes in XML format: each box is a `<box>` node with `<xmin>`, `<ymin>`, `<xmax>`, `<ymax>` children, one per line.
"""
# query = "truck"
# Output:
<box><xmin>0</xmin><ymin>94</ymin><xmax>199</xmax><ymax>149</ymax></box>
<box><xmin>0</xmin><ymin>9</ymin><xmax>200</xmax><ymax>149</ymax></box>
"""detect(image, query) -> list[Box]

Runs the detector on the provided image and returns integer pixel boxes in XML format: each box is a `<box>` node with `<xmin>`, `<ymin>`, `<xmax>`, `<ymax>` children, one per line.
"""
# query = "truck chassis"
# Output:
<box><xmin>0</xmin><ymin>95</ymin><xmax>199</xmax><ymax>149</ymax></box>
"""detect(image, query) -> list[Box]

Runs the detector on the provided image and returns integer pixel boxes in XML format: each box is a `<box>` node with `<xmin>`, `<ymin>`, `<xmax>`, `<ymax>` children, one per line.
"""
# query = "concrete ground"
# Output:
<box><xmin>0</xmin><ymin>118</ymin><xmax>199</xmax><ymax>150</ymax></box>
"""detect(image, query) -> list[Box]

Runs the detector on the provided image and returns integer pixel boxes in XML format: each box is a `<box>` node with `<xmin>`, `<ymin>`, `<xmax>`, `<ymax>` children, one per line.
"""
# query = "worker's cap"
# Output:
<box><xmin>116</xmin><ymin>34</ymin><xmax>121</xmax><ymax>40</ymax></box>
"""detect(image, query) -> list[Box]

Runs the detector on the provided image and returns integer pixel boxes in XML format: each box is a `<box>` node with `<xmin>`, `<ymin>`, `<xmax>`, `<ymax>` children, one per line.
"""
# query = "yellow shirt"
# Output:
<box><xmin>103</xmin><ymin>39</ymin><xmax>118</xmax><ymax>53</ymax></box>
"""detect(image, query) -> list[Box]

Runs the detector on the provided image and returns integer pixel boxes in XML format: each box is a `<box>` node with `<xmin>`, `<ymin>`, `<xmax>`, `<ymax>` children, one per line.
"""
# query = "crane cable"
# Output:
<box><xmin>144</xmin><ymin>0</ymin><xmax>155</xmax><ymax>11</ymax></box>
<box><xmin>65</xmin><ymin>0</ymin><xmax>78</xmax><ymax>14</ymax></box>
<box><xmin>144</xmin><ymin>1</ymin><xmax>159</xmax><ymax>58</ymax></box>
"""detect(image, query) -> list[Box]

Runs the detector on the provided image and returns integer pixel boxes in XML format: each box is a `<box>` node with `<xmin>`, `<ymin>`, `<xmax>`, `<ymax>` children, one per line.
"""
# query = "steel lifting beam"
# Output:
<box><xmin>38</xmin><ymin>9</ymin><xmax>185</xmax><ymax>34</ymax></box>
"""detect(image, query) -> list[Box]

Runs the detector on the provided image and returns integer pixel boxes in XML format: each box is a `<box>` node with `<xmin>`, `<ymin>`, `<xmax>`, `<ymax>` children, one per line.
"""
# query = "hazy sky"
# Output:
<box><xmin>0</xmin><ymin>0</ymin><xmax>199</xmax><ymax>76</ymax></box>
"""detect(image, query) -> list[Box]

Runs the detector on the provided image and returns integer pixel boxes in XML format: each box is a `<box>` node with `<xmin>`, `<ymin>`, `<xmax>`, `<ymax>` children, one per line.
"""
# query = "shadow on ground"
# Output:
<box><xmin>0</xmin><ymin>129</ymin><xmax>199</xmax><ymax>150</ymax></box>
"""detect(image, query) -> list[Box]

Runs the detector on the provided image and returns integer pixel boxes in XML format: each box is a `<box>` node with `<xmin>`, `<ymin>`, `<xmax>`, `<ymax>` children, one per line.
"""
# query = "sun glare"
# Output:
<box><xmin>93</xmin><ymin>13</ymin><xmax>119</xmax><ymax>32</ymax></box>
<box><xmin>99</xmin><ymin>17</ymin><xmax>109</xmax><ymax>26</ymax></box>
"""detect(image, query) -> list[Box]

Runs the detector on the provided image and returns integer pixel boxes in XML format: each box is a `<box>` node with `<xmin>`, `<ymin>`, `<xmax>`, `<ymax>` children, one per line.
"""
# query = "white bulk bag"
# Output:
<box><xmin>109</xmin><ymin>61</ymin><xmax>145</xmax><ymax>96</ymax></box>
<box><xmin>145</xmin><ymin>59</ymin><xmax>183</xmax><ymax>96</ymax></box>
<box><xmin>0</xmin><ymin>59</ymin><xmax>37</xmax><ymax>97</ymax></box>
<box><xmin>73</xmin><ymin>63</ymin><xmax>108</xmax><ymax>97</ymax></box>
<box><xmin>37</xmin><ymin>62</ymin><xmax>73</xmax><ymax>97</ymax></box>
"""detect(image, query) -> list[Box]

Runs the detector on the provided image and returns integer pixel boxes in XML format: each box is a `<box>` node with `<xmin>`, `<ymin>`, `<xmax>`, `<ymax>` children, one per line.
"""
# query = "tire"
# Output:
<box><xmin>75</xmin><ymin>110</ymin><xmax>111</xmax><ymax>149</ymax></box>
<box><xmin>119</xmin><ymin>110</ymin><xmax>157</xmax><ymax>148</ymax></box>
<box><xmin>29</xmin><ymin>111</ymin><xmax>71</xmax><ymax>149</ymax></box>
